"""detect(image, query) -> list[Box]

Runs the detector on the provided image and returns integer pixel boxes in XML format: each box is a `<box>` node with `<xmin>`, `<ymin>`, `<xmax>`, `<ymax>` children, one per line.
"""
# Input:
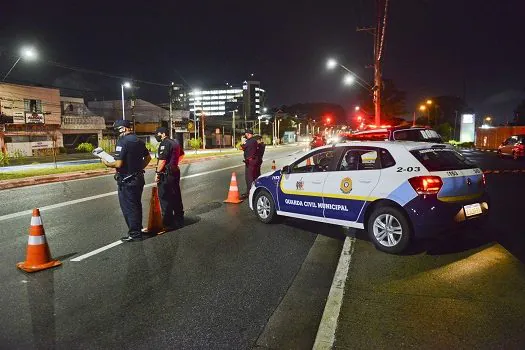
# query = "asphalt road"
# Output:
<box><xmin>0</xmin><ymin>144</ymin><xmax>345</xmax><ymax>350</ymax></box>
<box><xmin>334</xmin><ymin>148</ymin><xmax>525</xmax><ymax>349</ymax></box>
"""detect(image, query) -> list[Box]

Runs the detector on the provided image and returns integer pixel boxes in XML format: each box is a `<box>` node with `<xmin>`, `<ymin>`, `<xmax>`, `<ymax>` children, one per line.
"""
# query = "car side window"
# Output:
<box><xmin>291</xmin><ymin>150</ymin><xmax>335</xmax><ymax>173</ymax></box>
<box><xmin>509</xmin><ymin>137</ymin><xmax>518</xmax><ymax>145</ymax></box>
<box><xmin>338</xmin><ymin>149</ymin><xmax>380</xmax><ymax>171</ymax></box>
<box><xmin>379</xmin><ymin>148</ymin><xmax>396</xmax><ymax>168</ymax></box>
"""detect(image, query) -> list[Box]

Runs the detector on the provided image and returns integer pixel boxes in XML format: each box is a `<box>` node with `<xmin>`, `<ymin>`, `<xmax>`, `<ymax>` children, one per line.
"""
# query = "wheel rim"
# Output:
<box><xmin>256</xmin><ymin>195</ymin><xmax>271</xmax><ymax>219</ymax></box>
<box><xmin>372</xmin><ymin>214</ymin><xmax>403</xmax><ymax>247</ymax></box>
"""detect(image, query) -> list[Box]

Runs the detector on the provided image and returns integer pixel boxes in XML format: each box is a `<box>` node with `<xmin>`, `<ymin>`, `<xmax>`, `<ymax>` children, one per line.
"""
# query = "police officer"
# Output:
<box><xmin>254</xmin><ymin>135</ymin><xmax>266</xmax><ymax>179</ymax></box>
<box><xmin>154</xmin><ymin>127</ymin><xmax>184</xmax><ymax>230</ymax></box>
<box><xmin>241</xmin><ymin>129</ymin><xmax>258</xmax><ymax>197</ymax></box>
<box><xmin>103</xmin><ymin>120</ymin><xmax>151</xmax><ymax>242</ymax></box>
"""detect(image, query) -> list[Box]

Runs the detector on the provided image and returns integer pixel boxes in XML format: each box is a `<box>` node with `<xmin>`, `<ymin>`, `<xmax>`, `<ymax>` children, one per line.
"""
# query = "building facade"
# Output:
<box><xmin>0</xmin><ymin>82</ymin><xmax>62</xmax><ymax>156</ymax></box>
<box><xmin>187</xmin><ymin>80</ymin><xmax>266</xmax><ymax>122</ymax></box>
<box><xmin>60</xmin><ymin>96</ymin><xmax>106</xmax><ymax>150</ymax></box>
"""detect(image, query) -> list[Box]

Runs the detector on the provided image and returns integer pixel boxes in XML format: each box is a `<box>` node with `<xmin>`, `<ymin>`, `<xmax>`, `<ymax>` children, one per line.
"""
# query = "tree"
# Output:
<box><xmin>277</xmin><ymin>103</ymin><xmax>346</xmax><ymax>125</ymax></box>
<box><xmin>513</xmin><ymin>99</ymin><xmax>525</xmax><ymax>125</ymax></box>
<box><xmin>356</xmin><ymin>78</ymin><xmax>407</xmax><ymax>120</ymax></box>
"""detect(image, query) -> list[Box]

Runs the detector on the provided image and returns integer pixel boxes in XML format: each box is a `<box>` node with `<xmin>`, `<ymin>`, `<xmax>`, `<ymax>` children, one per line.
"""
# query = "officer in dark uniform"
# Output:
<box><xmin>155</xmin><ymin>127</ymin><xmax>184</xmax><ymax>230</ymax></box>
<box><xmin>103</xmin><ymin>120</ymin><xmax>151</xmax><ymax>242</ymax></box>
<box><xmin>241</xmin><ymin>129</ymin><xmax>258</xmax><ymax>197</ymax></box>
<box><xmin>254</xmin><ymin>135</ymin><xmax>266</xmax><ymax>179</ymax></box>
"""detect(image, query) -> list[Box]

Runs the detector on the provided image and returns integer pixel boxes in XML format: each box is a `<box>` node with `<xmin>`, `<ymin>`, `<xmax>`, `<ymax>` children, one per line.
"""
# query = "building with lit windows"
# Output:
<box><xmin>188</xmin><ymin>80</ymin><xmax>266</xmax><ymax>123</ymax></box>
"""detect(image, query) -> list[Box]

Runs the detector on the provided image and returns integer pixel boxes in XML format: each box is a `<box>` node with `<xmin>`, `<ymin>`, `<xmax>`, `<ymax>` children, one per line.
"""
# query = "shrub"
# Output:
<box><xmin>99</xmin><ymin>137</ymin><xmax>116</xmax><ymax>153</ymax></box>
<box><xmin>188</xmin><ymin>138</ymin><xmax>202</xmax><ymax>150</ymax></box>
<box><xmin>146</xmin><ymin>142</ymin><xmax>159</xmax><ymax>153</ymax></box>
<box><xmin>10</xmin><ymin>149</ymin><xmax>25</xmax><ymax>159</ymax></box>
<box><xmin>0</xmin><ymin>152</ymin><xmax>10</xmax><ymax>166</ymax></box>
<box><xmin>76</xmin><ymin>142</ymin><xmax>95</xmax><ymax>153</ymax></box>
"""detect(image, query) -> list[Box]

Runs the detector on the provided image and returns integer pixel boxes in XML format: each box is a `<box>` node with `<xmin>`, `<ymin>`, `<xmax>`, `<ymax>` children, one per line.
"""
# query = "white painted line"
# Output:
<box><xmin>70</xmin><ymin>240</ymin><xmax>124</xmax><ymax>262</ymax></box>
<box><xmin>313</xmin><ymin>236</ymin><xmax>356</xmax><ymax>350</ymax></box>
<box><xmin>0</xmin><ymin>163</ymin><xmax>244</xmax><ymax>222</ymax></box>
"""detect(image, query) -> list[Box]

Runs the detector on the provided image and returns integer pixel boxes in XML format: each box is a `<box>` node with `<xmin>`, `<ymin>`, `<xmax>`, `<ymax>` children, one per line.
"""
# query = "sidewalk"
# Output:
<box><xmin>316</xmin><ymin>238</ymin><xmax>525</xmax><ymax>349</ymax></box>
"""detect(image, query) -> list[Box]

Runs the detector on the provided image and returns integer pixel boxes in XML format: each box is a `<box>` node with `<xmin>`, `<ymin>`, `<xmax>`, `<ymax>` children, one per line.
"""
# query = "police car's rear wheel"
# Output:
<box><xmin>367</xmin><ymin>206</ymin><xmax>411</xmax><ymax>254</ymax></box>
<box><xmin>254</xmin><ymin>190</ymin><xmax>277</xmax><ymax>224</ymax></box>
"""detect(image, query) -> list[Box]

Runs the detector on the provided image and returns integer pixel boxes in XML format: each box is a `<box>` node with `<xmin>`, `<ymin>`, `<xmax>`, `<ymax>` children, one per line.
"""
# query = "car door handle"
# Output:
<box><xmin>312</xmin><ymin>180</ymin><xmax>323</xmax><ymax>184</ymax></box>
<box><xmin>359</xmin><ymin>179</ymin><xmax>372</xmax><ymax>183</ymax></box>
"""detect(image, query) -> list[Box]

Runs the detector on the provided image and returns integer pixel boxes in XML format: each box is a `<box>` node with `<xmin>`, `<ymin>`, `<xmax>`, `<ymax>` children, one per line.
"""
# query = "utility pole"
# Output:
<box><xmin>201</xmin><ymin>114</ymin><xmax>206</xmax><ymax>149</ymax></box>
<box><xmin>169</xmin><ymin>83</ymin><xmax>173</xmax><ymax>139</ymax></box>
<box><xmin>131</xmin><ymin>88</ymin><xmax>136</xmax><ymax>130</ymax></box>
<box><xmin>357</xmin><ymin>0</ymin><xmax>389</xmax><ymax>127</ymax></box>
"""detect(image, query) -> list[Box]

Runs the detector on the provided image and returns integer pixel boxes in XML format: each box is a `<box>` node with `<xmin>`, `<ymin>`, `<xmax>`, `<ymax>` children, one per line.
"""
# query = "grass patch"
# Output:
<box><xmin>0</xmin><ymin>151</ymin><xmax>241</xmax><ymax>181</ymax></box>
<box><xmin>0</xmin><ymin>163</ymin><xmax>107</xmax><ymax>180</ymax></box>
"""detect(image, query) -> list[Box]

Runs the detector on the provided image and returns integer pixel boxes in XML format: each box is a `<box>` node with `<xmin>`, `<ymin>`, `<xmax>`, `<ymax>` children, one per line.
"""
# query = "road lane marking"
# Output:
<box><xmin>313</xmin><ymin>235</ymin><xmax>355</xmax><ymax>350</ymax></box>
<box><xmin>0</xmin><ymin>163</ymin><xmax>245</xmax><ymax>222</ymax></box>
<box><xmin>70</xmin><ymin>240</ymin><xmax>123</xmax><ymax>262</ymax></box>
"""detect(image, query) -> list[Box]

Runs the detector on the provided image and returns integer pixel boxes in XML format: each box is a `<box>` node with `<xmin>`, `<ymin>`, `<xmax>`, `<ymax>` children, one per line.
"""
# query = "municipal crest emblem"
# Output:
<box><xmin>296</xmin><ymin>178</ymin><xmax>304</xmax><ymax>190</ymax></box>
<box><xmin>340</xmin><ymin>177</ymin><xmax>352</xmax><ymax>194</ymax></box>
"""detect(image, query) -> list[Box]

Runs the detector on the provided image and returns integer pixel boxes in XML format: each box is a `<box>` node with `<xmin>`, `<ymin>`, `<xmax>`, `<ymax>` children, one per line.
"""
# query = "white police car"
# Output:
<box><xmin>249</xmin><ymin>141</ymin><xmax>489</xmax><ymax>254</ymax></box>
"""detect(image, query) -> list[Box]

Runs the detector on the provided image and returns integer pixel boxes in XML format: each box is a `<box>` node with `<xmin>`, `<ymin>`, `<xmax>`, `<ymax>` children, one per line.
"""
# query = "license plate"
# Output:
<box><xmin>464</xmin><ymin>203</ymin><xmax>482</xmax><ymax>217</ymax></box>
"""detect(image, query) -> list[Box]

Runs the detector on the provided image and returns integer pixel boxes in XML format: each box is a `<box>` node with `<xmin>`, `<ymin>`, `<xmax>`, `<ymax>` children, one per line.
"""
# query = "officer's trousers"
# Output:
<box><xmin>244</xmin><ymin>160</ymin><xmax>258</xmax><ymax>193</ymax></box>
<box><xmin>117</xmin><ymin>175</ymin><xmax>145</xmax><ymax>238</ymax></box>
<box><xmin>158</xmin><ymin>169</ymin><xmax>184</xmax><ymax>228</ymax></box>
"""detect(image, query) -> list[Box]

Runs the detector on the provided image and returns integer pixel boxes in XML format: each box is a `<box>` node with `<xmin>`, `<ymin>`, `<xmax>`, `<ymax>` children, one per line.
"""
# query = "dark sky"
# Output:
<box><xmin>1</xmin><ymin>0</ymin><xmax>524</xmax><ymax>124</ymax></box>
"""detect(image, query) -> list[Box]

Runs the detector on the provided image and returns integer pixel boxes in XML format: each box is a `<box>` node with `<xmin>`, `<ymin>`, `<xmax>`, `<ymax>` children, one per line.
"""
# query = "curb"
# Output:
<box><xmin>0</xmin><ymin>153</ymin><xmax>240</xmax><ymax>190</ymax></box>
<box><xmin>313</xmin><ymin>235</ymin><xmax>356</xmax><ymax>350</ymax></box>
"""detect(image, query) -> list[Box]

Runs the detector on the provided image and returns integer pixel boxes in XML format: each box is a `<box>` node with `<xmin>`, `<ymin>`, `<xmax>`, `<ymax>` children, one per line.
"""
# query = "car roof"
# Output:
<box><xmin>317</xmin><ymin>140</ymin><xmax>448</xmax><ymax>151</ymax></box>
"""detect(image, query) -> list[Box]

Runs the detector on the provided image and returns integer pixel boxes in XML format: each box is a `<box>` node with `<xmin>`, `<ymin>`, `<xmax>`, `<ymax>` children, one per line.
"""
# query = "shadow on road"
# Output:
<box><xmin>26</xmin><ymin>270</ymin><xmax>57</xmax><ymax>349</ymax></box>
<box><xmin>282</xmin><ymin>218</ymin><xmax>346</xmax><ymax>241</ymax></box>
<box><xmin>354</xmin><ymin>225</ymin><xmax>495</xmax><ymax>257</ymax></box>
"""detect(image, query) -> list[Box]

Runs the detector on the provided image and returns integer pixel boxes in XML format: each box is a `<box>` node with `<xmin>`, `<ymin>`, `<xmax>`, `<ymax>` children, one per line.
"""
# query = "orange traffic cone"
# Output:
<box><xmin>144</xmin><ymin>186</ymin><xmax>164</xmax><ymax>235</ymax></box>
<box><xmin>271</xmin><ymin>160</ymin><xmax>276</xmax><ymax>170</ymax></box>
<box><xmin>17</xmin><ymin>209</ymin><xmax>61</xmax><ymax>273</ymax></box>
<box><xmin>223</xmin><ymin>172</ymin><xmax>243</xmax><ymax>204</ymax></box>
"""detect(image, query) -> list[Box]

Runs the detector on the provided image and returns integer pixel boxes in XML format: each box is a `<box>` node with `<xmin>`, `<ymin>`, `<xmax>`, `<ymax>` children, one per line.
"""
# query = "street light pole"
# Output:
<box><xmin>232</xmin><ymin>110</ymin><xmax>236</xmax><ymax>148</ymax></box>
<box><xmin>2</xmin><ymin>47</ymin><xmax>37</xmax><ymax>82</ymax></box>
<box><xmin>2</xmin><ymin>57</ymin><xmax>21</xmax><ymax>82</ymax></box>
<box><xmin>121</xmin><ymin>85</ymin><xmax>126</xmax><ymax>120</ymax></box>
<box><xmin>169</xmin><ymin>83</ymin><xmax>173</xmax><ymax>139</ymax></box>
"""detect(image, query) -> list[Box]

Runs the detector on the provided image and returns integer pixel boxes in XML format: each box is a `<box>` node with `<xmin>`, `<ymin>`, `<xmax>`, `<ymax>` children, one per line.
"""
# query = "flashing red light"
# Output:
<box><xmin>408</xmin><ymin>176</ymin><xmax>443</xmax><ymax>195</ymax></box>
<box><xmin>356</xmin><ymin>116</ymin><xmax>362</xmax><ymax>122</ymax></box>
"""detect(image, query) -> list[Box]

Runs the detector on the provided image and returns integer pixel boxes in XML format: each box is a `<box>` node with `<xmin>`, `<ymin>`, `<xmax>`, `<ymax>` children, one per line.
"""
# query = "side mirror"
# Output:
<box><xmin>282</xmin><ymin>165</ymin><xmax>291</xmax><ymax>174</ymax></box>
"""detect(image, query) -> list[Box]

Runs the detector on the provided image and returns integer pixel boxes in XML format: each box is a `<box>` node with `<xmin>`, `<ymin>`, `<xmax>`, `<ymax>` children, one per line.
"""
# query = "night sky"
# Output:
<box><xmin>1</xmin><ymin>0</ymin><xmax>524</xmax><ymax>123</ymax></box>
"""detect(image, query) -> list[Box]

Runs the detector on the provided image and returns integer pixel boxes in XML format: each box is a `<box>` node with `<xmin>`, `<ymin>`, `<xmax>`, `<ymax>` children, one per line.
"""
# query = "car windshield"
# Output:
<box><xmin>393</xmin><ymin>129</ymin><xmax>443</xmax><ymax>143</ymax></box>
<box><xmin>410</xmin><ymin>148</ymin><xmax>476</xmax><ymax>171</ymax></box>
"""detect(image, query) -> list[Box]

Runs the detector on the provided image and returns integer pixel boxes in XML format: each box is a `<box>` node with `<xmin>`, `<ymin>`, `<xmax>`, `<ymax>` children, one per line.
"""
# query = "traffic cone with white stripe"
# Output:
<box><xmin>223</xmin><ymin>172</ymin><xmax>243</xmax><ymax>204</ymax></box>
<box><xmin>17</xmin><ymin>209</ymin><xmax>61</xmax><ymax>273</ymax></box>
<box><xmin>143</xmin><ymin>186</ymin><xmax>164</xmax><ymax>235</ymax></box>
<box><xmin>271</xmin><ymin>160</ymin><xmax>276</xmax><ymax>170</ymax></box>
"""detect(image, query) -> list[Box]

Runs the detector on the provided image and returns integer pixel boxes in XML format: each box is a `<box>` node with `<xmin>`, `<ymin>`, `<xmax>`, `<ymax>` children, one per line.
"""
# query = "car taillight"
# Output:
<box><xmin>408</xmin><ymin>176</ymin><xmax>443</xmax><ymax>195</ymax></box>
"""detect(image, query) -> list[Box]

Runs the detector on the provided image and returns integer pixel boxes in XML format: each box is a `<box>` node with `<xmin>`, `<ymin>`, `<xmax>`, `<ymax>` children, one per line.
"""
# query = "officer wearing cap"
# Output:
<box><xmin>240</xmin><ymin>129</ymin><xmax>258</xmax><ymax>197</ymax></box>
<box><xmin>154</xmin><ymin>127</ymin><xmax>185</xmax><ymax>230</ymax></box>
<box><xmin>103</xmin><ymin>120</ymin><xmax>151</xmax><ymax>242</ymax></box>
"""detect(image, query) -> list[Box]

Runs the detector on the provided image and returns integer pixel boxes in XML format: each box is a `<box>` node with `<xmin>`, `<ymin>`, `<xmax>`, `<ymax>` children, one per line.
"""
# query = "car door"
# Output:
<box><xmin>503</xmin><ymin>137</ymin><xmax>517</xmax><ymax>155</ymax></box>
<box><xmin>321</xmin><ymin>147</ymin><xmax>381</xmax><ymax>226</ymax></box>
<box><xmin>277</xmin><ymin>148</ymin><xmax>338</xmax><ymax>218</ymax></box>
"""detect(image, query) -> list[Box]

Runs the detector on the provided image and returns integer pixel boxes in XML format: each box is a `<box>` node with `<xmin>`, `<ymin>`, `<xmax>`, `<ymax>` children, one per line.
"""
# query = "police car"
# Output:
<box><xmin>249</xmin><ymin>141</ymin><xmax>489</xmax><ymax>254</ymax></box>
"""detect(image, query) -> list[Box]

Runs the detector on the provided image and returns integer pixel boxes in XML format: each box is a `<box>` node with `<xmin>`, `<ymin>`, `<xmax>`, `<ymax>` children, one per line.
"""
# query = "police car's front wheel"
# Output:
<box><xmin>254</xmin><ymin>190</ymin><xmax>278</xmax><ymax>224</ymax></box>
<box><xmin>367</xmin><ymin>206</ymin><xmax>411</xmax><ymax>254</ymax></box>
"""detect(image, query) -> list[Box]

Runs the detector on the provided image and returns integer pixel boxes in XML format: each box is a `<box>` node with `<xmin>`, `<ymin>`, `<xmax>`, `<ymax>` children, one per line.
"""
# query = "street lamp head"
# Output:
<box><xmin>326</xmin><ymin>58</ymin><xmax>337</xmax><ymax>70</ymax></box>
<box><xmin>122</xmin><ymin>82</ymin><xmax>131</xmax><ymax>89</ymax></box>
<box><xmin>343</xmin><ymin>73</ymin><xmax>355</xmax><ymax>85</ymax></box>
<box><xmin>263</xmin><ymin>107</ymin><xmax>268</xmax><ymax>113</ymax></box>
<box><xmin>355</xmin><ymin>106</ymin><xmax>360</xmax><ymax>111</ymax></box>
<box><xmin>20</xmin><ymin>47</ymin><xmax>37</xmax><ymax>60</ymax></box>
<box><xmin>426</xmin><ymin>99</ymin><xmax>433</xmax><ymax>105</ymax></box>
<box><xmin>419</xmin><ymin>105</ymin><xmax>426</xmax><ymax>111</ymax></box>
